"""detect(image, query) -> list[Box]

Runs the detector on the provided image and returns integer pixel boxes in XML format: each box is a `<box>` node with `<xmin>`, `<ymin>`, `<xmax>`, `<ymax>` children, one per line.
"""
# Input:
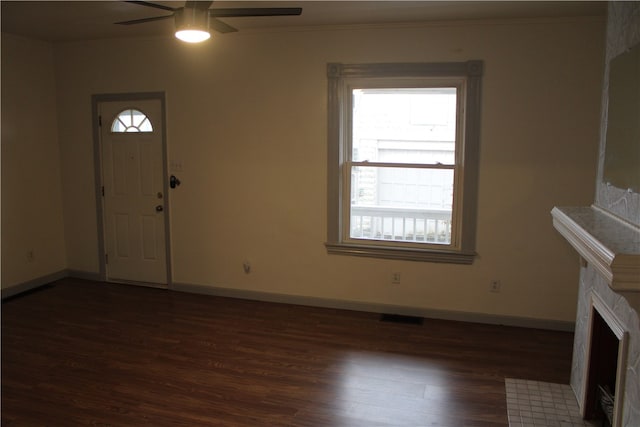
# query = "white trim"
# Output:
<box><xmin>66</xmin><ymin>270</ymin><xmax>102</xmax><ymax>282</ymax></box>
<box><xmin>2</xmin><ymin>274</ymin><xmax>575</xmax><ymax>332</ymax></box>
<box><xmin>92</xmin><ymin>92</ymin><xmax>172</xmax><ymax>287</ymax></box>
<box><xmin>1</xmin><ymin>270</ymin><xmax>103</xmax><ymax>299</ymax></box>
<box><xmin>1</xmin><ymin>270</ymin><xmax>575</xmax><ymax>331</ymax></box>
<box><xmin>1</xmin><ymin>270</ymin><xmax>67</xmax><ymax>299</ymax></box>
<box><xmin>327</xmin><ymin>61</ymin><xmax>483</xmax><ymax>263</ymax></box>
<box><xmin>580</xmin><ymin>291</ymin><xmax>629</xmax><ymax>426</ymax></box>
<box><xmin>551</xmin><ymin>206</ymin><xmax>640</xmax><ymax>292</ymax></box>
<box><xmin>106</xmin><ymin>278</ymin><xmax>168</xmax><ymax>290</ymax></box>
<box><xmin>172</xmin><ymin>281</ymin><xmax>575</xmax><ymax>332</ymax></box>
<box><xmin>341</xmin><ymin>77</ymin><xmax>465</xmax><ymax>253</ymax></box>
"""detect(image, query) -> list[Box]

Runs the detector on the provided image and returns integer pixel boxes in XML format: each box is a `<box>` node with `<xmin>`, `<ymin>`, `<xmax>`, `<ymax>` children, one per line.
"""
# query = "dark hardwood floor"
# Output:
<box><xmin>2</xmin><ymin>278</ymin><xmax>574</xmax><ymax>426</ymax></box>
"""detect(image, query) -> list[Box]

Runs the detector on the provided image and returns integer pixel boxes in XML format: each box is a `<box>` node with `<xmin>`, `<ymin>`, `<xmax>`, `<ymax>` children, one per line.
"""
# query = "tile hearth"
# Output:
<box><xmin>506</xmin><ymin>379</ymin><xmax>597</xmax><ymax>427</ymax></box>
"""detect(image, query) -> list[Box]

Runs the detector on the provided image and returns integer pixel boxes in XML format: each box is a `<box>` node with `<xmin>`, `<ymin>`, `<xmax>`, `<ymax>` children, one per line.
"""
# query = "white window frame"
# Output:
<box><xmin>325</xmin><ymin>61</ymin><xmax>483</xmax><ymax>264</ymax></box>
<box><xmin>110</xmin><ymin>108</ymin><xmax>154</xmax><ymax>133</ymax></box>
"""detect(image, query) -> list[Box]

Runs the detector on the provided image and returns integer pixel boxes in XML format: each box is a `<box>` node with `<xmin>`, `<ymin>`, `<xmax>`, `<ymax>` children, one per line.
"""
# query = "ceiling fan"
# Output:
<box><xmin>116</xmin><ymin>1</ymin><xmax>303</xmax><ymax>43</ymax></box>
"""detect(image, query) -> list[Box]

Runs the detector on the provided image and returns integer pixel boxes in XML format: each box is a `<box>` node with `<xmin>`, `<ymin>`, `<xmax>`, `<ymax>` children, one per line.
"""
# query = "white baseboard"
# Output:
<box><xmin>1</xmin><ymin>270</ymin><xmax>101</xmax><ymax>300</ymax></box>
<box><xmin>1</xmin><ymin>270</ymin><xmax>68</xmax><ymax>299</ymax></box>
<box><xmin>171</xmin><ymin>282</ymin><xmax>575</xmax><ymax>332</ymax></box>
<box><xmin>3</xmin><ymin>273</ymin><xmax>574</xmax><ymax>332</ymax></box>
<box><xmin>66</xmin><ymin>270</ymin><xmax>102</xmax><ymax>281</ymax></box>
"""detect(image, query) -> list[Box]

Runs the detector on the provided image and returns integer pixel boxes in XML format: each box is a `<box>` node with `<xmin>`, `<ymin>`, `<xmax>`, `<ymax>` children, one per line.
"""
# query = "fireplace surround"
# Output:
<box><xmin>550</xmin><ymin>3</ymin><xmax>640</xmax><ymax>426</ymax></box>
<box><xmin>552</xmin><ymin>205</ymin><xmax>640</xmax><ymax>426</ymax></box>
<box><xmin>584</xmin><ymin>292</ymin><xmax>628</xmax><ymax>425</ymax></box>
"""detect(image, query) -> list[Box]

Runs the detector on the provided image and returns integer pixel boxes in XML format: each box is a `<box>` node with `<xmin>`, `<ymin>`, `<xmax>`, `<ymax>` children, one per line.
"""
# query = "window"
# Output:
<box><xmin>111</xmin><ymin>109</ymin><xmax>153</xmax><ymax>133</ymax></box>
<box><xmin>325</xmin><ymin>61</ymin><xmax>483</xmax><ymax>264</ymax></box>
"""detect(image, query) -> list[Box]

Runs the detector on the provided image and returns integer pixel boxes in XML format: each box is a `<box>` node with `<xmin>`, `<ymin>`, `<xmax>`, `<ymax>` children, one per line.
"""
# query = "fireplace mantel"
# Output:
<box><xmin>552</xmin><ymin>206</ymin><xmax>640</xmax><ymax>295</ymax></box>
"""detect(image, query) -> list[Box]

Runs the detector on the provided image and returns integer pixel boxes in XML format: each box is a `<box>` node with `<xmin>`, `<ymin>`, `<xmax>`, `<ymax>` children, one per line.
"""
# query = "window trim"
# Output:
<box><xmin>343</xmin><ymin>79</ymin><xmax>463</xmax><ymax>251</ymax></box>
<box><xmin>325</xmin><ymin>61</ymin><xmax>483</xmax><ymax>264</ymax></box>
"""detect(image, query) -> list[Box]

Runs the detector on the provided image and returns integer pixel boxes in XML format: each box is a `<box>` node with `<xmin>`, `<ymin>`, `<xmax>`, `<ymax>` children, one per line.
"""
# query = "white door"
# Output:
<box><xmin>99</xmin><ymin>99</ymin><xmax>167</xmax><ymax>286</ymax></box>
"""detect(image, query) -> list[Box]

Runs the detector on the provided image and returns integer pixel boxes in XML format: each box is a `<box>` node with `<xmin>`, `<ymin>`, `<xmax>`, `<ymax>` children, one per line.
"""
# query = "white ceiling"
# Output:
<box><xmin>1</xmin><ymin>1</ymin><xmax>606</xmax><ymax>43</ymax></box>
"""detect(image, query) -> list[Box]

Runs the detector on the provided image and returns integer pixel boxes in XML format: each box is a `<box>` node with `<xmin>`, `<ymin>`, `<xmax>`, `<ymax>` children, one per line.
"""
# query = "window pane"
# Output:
<box><xmin>112</xmin><ymin>118</ymin><xmax>127</xmax><ymax>132</ymax></box>
<box><xmin>139</xmin><ymin>118</ymin><xmax>152</xmax><ymax>132</ymax></box>
<box><xmin>131</xmin><ymin>111</ymin><xmax>146</xmax><ymax>127</ymax></box>
<box><xmin>111</xmin><ymin>109</ymin><xmax>153</xmax><ymax>133</ymax></box>
<box><xmin>350</xmin><ymin>166</ymin><xmax>453</xmax><ymax>244</ymax></box>
<box><xmin>352</xmin><ymin>88</ymin><xmax>457</xmax><ymax>164</ymax></box>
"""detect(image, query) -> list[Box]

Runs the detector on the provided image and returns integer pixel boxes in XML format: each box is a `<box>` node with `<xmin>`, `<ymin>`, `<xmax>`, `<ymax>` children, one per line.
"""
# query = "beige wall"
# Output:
<box><xmin>1</xmin><ymin>34</ymin><xmax>67</xmax><ymax>288</ymax></box>
<box><xmin>51</xmin><ymin>17</ymin><xmax>604</xmax><ymax>322</ymax></box>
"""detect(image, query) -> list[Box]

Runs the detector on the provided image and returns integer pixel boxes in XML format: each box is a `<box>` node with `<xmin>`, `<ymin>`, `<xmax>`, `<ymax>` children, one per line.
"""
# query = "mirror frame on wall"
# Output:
<box><xmin>602</xmin><ymin>42</ymin><xmax>640</xmax><ymax>193</ymax></box>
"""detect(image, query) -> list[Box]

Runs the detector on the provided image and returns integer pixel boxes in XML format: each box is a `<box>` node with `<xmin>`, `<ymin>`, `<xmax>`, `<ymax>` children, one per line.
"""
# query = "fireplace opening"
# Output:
<box><xmin>584</xmin><ymin>308</ymin><xmax>620</xmax><ymax>426</ymax></box>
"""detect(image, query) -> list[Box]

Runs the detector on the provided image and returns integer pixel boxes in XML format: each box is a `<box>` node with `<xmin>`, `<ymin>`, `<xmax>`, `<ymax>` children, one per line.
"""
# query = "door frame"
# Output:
<box><xmin>91</xmin><ymin>92</ymin><xmax>172</xmax><ymax>286</ymax></box>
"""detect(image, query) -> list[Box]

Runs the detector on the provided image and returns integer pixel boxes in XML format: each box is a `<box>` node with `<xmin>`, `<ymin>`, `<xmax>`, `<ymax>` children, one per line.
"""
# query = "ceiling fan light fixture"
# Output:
<box><xmin>174</xmin><ymin>7</ymin><xmax>210</xmax><ymax>43</ymax></box>
<box><xmin>175</xmin><ymin>29</ymin><xmax>210</xmax><ymax>43</ymax></box>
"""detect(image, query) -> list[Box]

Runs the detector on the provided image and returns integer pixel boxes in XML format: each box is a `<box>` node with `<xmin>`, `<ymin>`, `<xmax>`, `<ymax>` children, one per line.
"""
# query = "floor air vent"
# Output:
<box><xmin>380</xmin><ymin>313</ymin><xmax>424</xmax><ymax>325</ymax></box>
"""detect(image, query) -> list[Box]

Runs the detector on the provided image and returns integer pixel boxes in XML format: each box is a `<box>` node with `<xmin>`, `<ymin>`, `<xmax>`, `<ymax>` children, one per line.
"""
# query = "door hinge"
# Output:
<box><xmin>98</xmin><ymin>115</ymin><xmax>102</xmax><ymax>127</ymax></box>
<box><xmin>105</xmin><ymin>253</ymin><xmax>109</xmax><ymax>264</ymax></box>
<box><xmin>101</xmin><ymin>186</ymin><xmax>105</xmax><ymax>197</ymax></box>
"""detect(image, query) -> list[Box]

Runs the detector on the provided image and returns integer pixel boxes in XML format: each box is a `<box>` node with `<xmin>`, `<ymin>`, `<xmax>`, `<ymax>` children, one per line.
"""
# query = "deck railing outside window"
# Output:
<box><xmin>351</xmin><ymin>205</ymin><xmax>452</xmax><ymax>244</ymax></box>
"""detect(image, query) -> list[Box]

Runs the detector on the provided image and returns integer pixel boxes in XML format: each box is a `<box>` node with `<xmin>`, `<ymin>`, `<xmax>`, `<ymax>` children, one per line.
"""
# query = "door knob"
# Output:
<box><xmin>155</xmin><ymin>205</ymin><xmax>164</xmax><ymax>212</ymax></box>
<box><xmin>170</xmin><ymin>175</ymin><xmax>181</xmax><ymax>189</ymax></box>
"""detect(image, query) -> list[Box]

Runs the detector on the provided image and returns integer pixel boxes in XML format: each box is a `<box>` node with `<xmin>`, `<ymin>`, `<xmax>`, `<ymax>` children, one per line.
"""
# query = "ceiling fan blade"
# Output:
<box><xmin>209</xmin><ymin>8</ymin><xmax>303</xmax><ymax>18</ymax></box>
<box><xmin>209</xmin><ymin>17</ymin><xmax>238</xmax><ymax>34</ymax></box>
<box><xmin>125</xmin><ymin>1</ymin><xmax>177</xmax><ymax>12</ymax></box>
<box><xmin>185</xmin><ymin>1</ymin><xmax>213</xmax><ymax>11</ymax></box>
<box><xmin>115</xmin><ymin>14</ymin><xmax>174</xmax><ymax>25</ymax></box>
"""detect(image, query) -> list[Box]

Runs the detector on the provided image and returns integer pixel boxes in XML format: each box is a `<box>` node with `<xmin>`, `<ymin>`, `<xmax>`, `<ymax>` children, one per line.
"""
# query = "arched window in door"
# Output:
<box><xmin>111</xmin><ymin>109</ymin><xmax>153</xmax><ymax>133</ymax></box>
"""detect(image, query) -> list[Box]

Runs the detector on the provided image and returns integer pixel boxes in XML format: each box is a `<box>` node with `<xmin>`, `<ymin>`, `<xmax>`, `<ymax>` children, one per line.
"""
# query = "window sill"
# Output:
<box><xmin>325</xmin><ymin>242</ymin><xmax>476</xmax><ymax>264</ymax></box>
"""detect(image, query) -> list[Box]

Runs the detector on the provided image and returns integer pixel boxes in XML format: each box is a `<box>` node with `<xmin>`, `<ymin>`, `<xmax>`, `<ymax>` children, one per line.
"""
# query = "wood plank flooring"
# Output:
<box><xmin>2</xmin><ymin>278</ymin><xmax>574</xmax><ymax>426</ymax></box>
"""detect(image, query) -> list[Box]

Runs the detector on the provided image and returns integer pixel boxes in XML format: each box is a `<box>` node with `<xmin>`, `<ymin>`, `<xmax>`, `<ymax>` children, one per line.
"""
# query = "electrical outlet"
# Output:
<box><xmin>490</xmin><ymin>280</ymin><xmax>501</xmax><ymax>293</ymax></box>
<box><xmin>391</xmin><ymin>272</ymin><xmax>401</xmax><ymax>285</ymax></box>
<box><xmin>243</xmin><ymin>261</ymin><xmax>251</xmax><ymax>274</ymax></box>
<box><xmin>26</xmin><ymin>249</ymin><xmax>35</xmax><ymax>263</ymax></box>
